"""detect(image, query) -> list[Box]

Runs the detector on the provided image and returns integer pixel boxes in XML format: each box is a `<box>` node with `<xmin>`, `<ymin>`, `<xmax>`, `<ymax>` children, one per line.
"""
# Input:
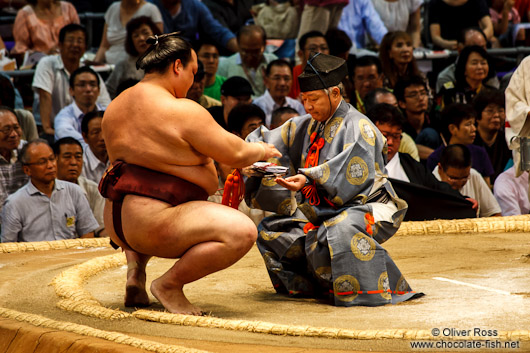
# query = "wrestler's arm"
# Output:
<box><xmin>183</xmin><ymin>105</ymin><xmax>281</xmax><ymax>167</ymax></box>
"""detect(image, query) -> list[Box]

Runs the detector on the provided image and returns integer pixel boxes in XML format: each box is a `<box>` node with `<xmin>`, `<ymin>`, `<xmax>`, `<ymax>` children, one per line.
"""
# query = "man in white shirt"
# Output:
<box><xmin>494</xmin><ymin>166</ymin><xmax>530</xmax><ymax>216</ymax></box>
<box><xmin>433</xmin><ymin>144</ymin><xmax>501</xmax><ymax>217</ymax></box>
<box><xmin>253</xmin><ymin>59</ymin><xmax>306</xmax><ymax>128</ymax></box>
<box><xmin>32</xmin><ymin>24</ymin><xmax>110</xmax><ymax>141</ymax></box>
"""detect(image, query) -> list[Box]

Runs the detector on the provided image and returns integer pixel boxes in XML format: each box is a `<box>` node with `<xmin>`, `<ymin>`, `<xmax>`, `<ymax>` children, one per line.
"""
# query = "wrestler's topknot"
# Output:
<box><xmin>136</xmin><ymin>32</ymin><xmax>193</xmax><ymax>74</ymax></box>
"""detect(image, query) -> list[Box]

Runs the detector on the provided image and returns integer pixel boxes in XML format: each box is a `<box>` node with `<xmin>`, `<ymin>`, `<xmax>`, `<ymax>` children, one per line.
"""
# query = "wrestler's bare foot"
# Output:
<box><xmin>125</xmin><ymin>265</ymin><xmax>150</xmax><ymax>307</ymax></box>
<box><xmin>150</xmin><ymin>278</ymin><xmax>204</xmax><ymax>315</ymax></box>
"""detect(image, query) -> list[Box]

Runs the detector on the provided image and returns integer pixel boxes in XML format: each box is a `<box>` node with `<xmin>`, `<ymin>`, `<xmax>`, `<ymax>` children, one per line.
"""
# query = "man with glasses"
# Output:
<box><xmin>217</xmin><ymin>25</ymin><xmax>277</xmax><ymax>97</ymax></box>
<box><xmin>289</xmin><ymin>30</ymin><xmax>329</xmax><ymax>99</ymax></box>
<box><xmin>32</xmin><ymin>24</ymin><xmax>111</xmax><ymax>143</ymax></box>
<box><xmin>54</xmin><ymin>66</ymin><xmax>106</xmax><ymax>147</ymax></box>
<box><xmin>253</xmin><ymin>59</ymin><xmax>306</xmax><ymax>128</ymax></box>
<box><xmin>0</xmin><ymin>139</ymin><xmax>98</xmax><ymax>242</ymax></box>
<box><xmin>433</xmin><ymin>144</ymin><xmax>501</xmax><ymax>217</ymax></box>
<box><xmin>395</xmin><ymin>75</ymin><xmax>442</xmax><ymax>160</ymax></box>
<box><xmin>366</xmin><ymin>103</ymin><xmax>476</xmax><ymax>220</ymax></box>
<box><xmin>197</xmin><ymin>42</ymin><xmax>226</xmax><ymax>101</ymax></box>
<box><xmin>0</xmin><ymin>107</ymin><xmax>28</xmax><ymax>212</ymax></box>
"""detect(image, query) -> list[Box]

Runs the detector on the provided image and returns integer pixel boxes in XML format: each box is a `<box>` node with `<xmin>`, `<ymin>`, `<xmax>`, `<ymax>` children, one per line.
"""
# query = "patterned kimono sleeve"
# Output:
<box><xmin>298</xmin><ymin>116</ymin><xmax>385</xmax><ymax>207</ymax></box>
<box><xmin>245</xmin><ymin>118</ymin><xmax>306</xmax><ymax>215</ymax></box>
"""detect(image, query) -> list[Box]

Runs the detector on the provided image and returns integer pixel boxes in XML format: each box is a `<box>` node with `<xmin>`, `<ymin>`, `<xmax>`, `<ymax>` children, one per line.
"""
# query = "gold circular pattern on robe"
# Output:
<box><xmin>307</xmin><ymin>163</ymin><xmax>330</xmax><ymax>184</ymax></box>
<box><xmin>378</xmin><ymin>271</ymin><xmax>392</xmax><ymax>300</ymax></box>
<box><xmin>285</xmin><ymin>245</ymin><xmax>304</xmax><ymax>259</ymax></box>
<box><xmin>351</xmin><ymin>233</ymin><xmax>376</xmax><ymax>261</ymax></box>
<box><xmin>331</xmin><ymin>195</ymin><xmax>344</xmax><ymax>206</ymax></box>
<box><xmin>315</xmin><ymin>266</ymin><xmax>332</xmax><ymax>282</ymax></box>
<box><xmin>333</xmin><ymin>275</ymin><xmax>360</xmax><ymax>302</ymax></box>
<box><xmin>324</xmin><ymin>117</ymin><xmax>344</xmax><ymax>143</ymax></box>
<box><xmin>323</xmin><ymin>210</ymin><xmax>348</xmax><ymax>228</ymax></box>
<box><xmin>262</xmin><ymin>176</ymin><xmax>277</xmax><ymax>187</ymax></box>
<box><xmin>346</xmin><ymin>156</ymin><xmax>369</xmax><ymax>185</ymax></box>
<box><xmin>262</xmin><ymin>251</ymin><xmax>281</xmax><ymax>273</ymax></box>
<box><xmin>259</xmin><ymin>230</ymin><xmax>283</xmax><ymax>241</ymax></box>
<box><xmin>250</xmin><ymin>197</ymin><xmax>261</xmax><ymax>209</ymax></box>
<box><xmin>281</xmin><ymin>121</ymin><xmax>296</xmax><ymax>147</ymax></box>
<box><xmin>396</xmin><ymin>275</ymin><xmax>409</xmax><ymax>294</ymax></box>
<box><xmin>359</xmin><ymin>119</ymin><xmax>377</xmax><ymax>146</ymax></box>
<box><xmin>298</xmin><ymin>203</ymin><xmax>318</xmax><ymax>224</ymax></box>
<box><xmin>278</xmin><ymin>198</ymin><xmax>293</xmax><ymax>215</ymax></box>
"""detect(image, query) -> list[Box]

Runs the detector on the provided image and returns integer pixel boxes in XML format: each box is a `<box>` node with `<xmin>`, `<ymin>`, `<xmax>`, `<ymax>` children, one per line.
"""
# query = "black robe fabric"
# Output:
<box><xmin>391</xmin><ymin>153</ymin><xmax>476</xmax><ymax>221</ymax></box>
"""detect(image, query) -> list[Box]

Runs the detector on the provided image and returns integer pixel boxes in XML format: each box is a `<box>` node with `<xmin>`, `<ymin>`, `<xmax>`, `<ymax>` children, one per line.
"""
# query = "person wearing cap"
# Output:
<box><xmin>99</xmin><ymin>33</ymin><xmax>281</xmax><ymax>315</ymax></box>
<box><xmin>207</xmin><ymin>76</ymin><xmax>254</xmax><ymax>131</ymax></box>
<box><xmin>245</xmin><ymin>52</ymin><xmax>422</xmax><ymax>307</ymax></box>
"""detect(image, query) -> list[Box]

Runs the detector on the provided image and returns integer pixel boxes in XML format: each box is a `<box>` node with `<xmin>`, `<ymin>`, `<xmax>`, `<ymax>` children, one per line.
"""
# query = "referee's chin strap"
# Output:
<box><xmin>222</xmin><ymin>169</ymin><xmax>245</xmax><ymax>209</ymax></box>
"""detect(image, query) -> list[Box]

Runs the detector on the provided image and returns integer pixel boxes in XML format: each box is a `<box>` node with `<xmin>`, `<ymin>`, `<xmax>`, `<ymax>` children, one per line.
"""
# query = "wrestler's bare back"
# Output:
<box><xmin>103</xmin><ymin>81</ymin><xmax>219</xmax><ymax>195</ymax></box>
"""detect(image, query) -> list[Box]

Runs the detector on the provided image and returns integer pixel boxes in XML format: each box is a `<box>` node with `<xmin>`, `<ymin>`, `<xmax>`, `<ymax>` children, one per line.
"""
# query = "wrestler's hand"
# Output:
<box><xmin>275</xmin><ymin>174</ymin><xmax>307</xmax><ymax>191</ymax></box>
<box><xmin>259</xmin><ymin>142</ymin><xmax>282</xmax><ymax>160</ymax></box>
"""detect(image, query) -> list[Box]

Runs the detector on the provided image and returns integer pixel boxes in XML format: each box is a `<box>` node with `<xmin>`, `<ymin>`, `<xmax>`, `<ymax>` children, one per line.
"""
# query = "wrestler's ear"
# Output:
<box><xmin>173</xmin><ymin>59</ymin><xmax>182</xmax><ymax>74</ymax></box>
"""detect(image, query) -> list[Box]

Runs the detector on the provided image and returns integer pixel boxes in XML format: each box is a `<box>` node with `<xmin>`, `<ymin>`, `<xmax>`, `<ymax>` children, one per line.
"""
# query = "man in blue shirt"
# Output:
<box><xmin>148</xmin><ymin>0</ymin><xmax>238</xmax><ymax>53</ymax></box>
<box><xmin>54</xmin><ymin>66</ymin><xmax>106</xmax><ymax>147</ymax></box>
<box><xmin>337</xmin><ymin>0</ymin><xmax>387</xmax><ymax>50</ymax></box>
<box><xmin>0</xmin><ymin>140</ymin><xmax>98</xmax><ymax>243</ymax></box>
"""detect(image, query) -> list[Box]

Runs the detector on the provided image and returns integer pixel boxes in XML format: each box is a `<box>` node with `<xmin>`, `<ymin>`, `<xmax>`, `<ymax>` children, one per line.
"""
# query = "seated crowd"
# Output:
<box><xmin>0</xmin><ymin>0</ymin><xmax>528</xmax><ymax>243</ymax></box>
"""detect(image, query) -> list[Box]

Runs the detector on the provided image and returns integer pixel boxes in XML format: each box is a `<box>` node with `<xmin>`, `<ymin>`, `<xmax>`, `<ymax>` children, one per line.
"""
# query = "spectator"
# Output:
<box><xmin>187</xmin><ymin>60</ymin><xmax>222</xmax><ymax>109</ymax></box>
<box><xmin>372</xmin><ymin>0</ymin><xmax>423</xmax><ymax>48</ymax></box>
<box><xmin>270</xmin><ymin>106</ymin><xmax>299</xmax><ymax>129</ymax></box>
<box><xmin>367</xmin><ymin>103</ymin><xmax>475</xmax><ymax>220</ymax></box>
<box><xmin>93</xmin><ymin>0</ymin><xmax>163</xmax><ymax>65</ymax></box>
<box><xmin>394</xmin><ymin>75</ymin><xmax>441</xmax><ymax>160</ymax></box>
<box><xmin>32</xmin><ymin>24</ymin><xmax>111</xmax><ymax>141</ymax></box>
<box><xmin>337</xmin><ymin>0</ymin><xmax>387</xmax><ymax>50</ymax></box>
<box><xmin>325</xmin><ymin>28</ymin><xmax>353</xmax><ymax>61</ymax></box>
<box><xmin>80</xmin><ymin>111</ymin><xmax>108</xmax><ymax>184</ymax></box>
<box><xmin>472</xmin><ymin>89</ymin><xmax>511</xmax><ymax>183</ymax></box>
<box><xmin>350</xmin><ymin>55</ymin><xmax>384</xmax><ymax>114</ymax></box>
<box><xmin>0</xmin><ymin>139</ymin><xmax>98</xmax><ymax>242</ymax></box>
<box><xmin>433</xmin><ymin>144</ymin><xmax>501</xmax><ymax>217</ymax></box>
<box><xmin>105</xmin><ymin>16</ymin><xmax>162</xmax><ymax>99</ymax></box>
<box><xmin>490</xmin><ymin>0</ymin><xmax>524</xmax><ymax>47</ymax></box>
<box><xmin>196</xmin><ymin>41</ymin><xmax>226</xmax><ymax>101</ymax></box>
<box><xmin>494</xmin><ymin>166</ymin><xmax>530</xmax><ymax>215</ymax></box>
<box><xmin>217</xmin><ymin>25</ymin><xmax>278</xmax><ymax>97</ymax></box>
<box><xmin>364</xmin><ymin>90</ymin><xmax>420</xmax><ymax>161</ymax></box>
<box><xmin>0</xmin><ymin>106</ymin><xmax>28</xmax><ymax>211</ymax></box>
<box><xmin>435</xmin><ymin>27</ymin><xmax>499</xmax><ymax>94</ymax></box>
<box><xmin>53</xmin><ymin>137</ymin><xmax>105</xmax><ymax>235</ymax></box>
<box><xmin>436</xmin><ymin>45</ymin><xmax>496</xmax><ymax>110</ymax></box>
<box><xmin>297</xmin><ymin>0</ymin><xmax>348</xmax><ymax>49</ymax></box>
<box><xmin>0</xmin><ymin>75</ymin><xmax>38</xmax><ymax>142</ymax></box>
<box><xmin>379</xmin><ymin>31</ymin><xmax>424</xmax><ymax>89</ymax></box>
<box><xmin>253</xmin><ymin>59</ymin><xmax>306</xmax><ymax>128</ymax></box>
<box><xmin>429</xmin><ymin>0</ymin><xmax>493</xmax><ymax>50</ymax></box>
<box><xmin>11</xmin><ymin>0</ymin><xmax>79</xmax><ymax>55</ymax></box>
<box><xmin>202</xmin><ymin>0</ymin><xmax>257</xmax><ymax>36</ymax></box>
<box><xmin>227</xmin><ymin>103</ymin><xmax>265</xmax><ymax>139</ymax></box>
<box><xmin>148</xmin><ymin>0</ymin><xmax>238</xmax><ymax>53</ymax></box>
<box><xmin>208</xmin><ymin>76</ymin><xmax>253</xmax><ymax>131</ymax></box>
<box><xmin>289</xmin><ymin>30</ymin><xmax>329</xmax><ymax>99</ymax></box>
<box><xmin>54</xmin><ymin>66</ymin><xmax>106</xmax><ymax>145</ymax></box>
<box><xmin>427</xmin><ymin>103</ymin><xmax>495</xmax><ymax>187</ymax></box>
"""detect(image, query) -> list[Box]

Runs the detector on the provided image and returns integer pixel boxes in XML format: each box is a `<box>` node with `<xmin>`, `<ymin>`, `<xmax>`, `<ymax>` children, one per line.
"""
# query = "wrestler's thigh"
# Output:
<box><xmin>120</xmin><ymin>195</ymin><xmax>257</xmax><ymax>258</ymax></box>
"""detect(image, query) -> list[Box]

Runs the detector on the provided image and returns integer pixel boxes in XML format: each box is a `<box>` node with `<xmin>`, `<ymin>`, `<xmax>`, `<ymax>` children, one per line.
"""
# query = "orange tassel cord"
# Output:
<box><xmin>222</xmin><ymin>169</ymin><xmax>245</xmax><ymax>209</ymax></box>
<box><xmin>365</xmin><ymin>212</ymin><xmax>375</xmax><ymax>236</ymax></box>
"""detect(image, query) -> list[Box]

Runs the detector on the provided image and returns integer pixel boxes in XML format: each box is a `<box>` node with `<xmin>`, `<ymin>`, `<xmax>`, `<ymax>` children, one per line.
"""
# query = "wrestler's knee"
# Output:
<box><xmin>227</xmin><ymin>217</ymin><xmax>257</xmax><ymax>254</ymax></box>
